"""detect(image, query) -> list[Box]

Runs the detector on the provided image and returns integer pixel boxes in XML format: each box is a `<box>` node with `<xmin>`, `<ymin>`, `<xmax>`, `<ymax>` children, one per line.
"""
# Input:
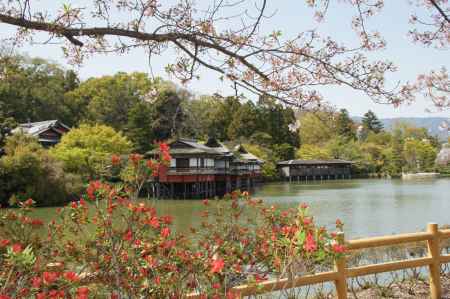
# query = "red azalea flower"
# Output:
<box><xmin>147</xmin><ymin>216</ymin><xmax>160</xmax><ymax>229</ymax></box>
<box><xmin>12</xmin><ymin>243</ymin><xmax>23</xmax><ymax>253</ymax></box>
<box><xmin>123</xmin><ymin>230</ymin><xmax>133</xmax><ymax>242</ymax></box>
<box><xmin>303</xmin><ymin>233</ymin><xmax>317</xmax><ymax>252</ymax></box>
<box><xmin>210</xmin><ymin>258</ymin><xmax>225</xmax><ymax>273</ymax></box>
<box><xmin>0</xmin><ymin>239</ymin><xmax>10</xmax><ymax>247</ymax></box>
<box><xmin>154</xmin><ymin>276</ymin><xmax>161</xmax><ymax>285</ymax></box>
<box><xmin>30</xmin><ymin>218</ymin><xmax>44</xmax><ymax>226</ymax></box>
<box><xmin>0</xmin><ymin>295</ymin><xmax>11</xmax><ymax>299</ymax></box>
<box><xmin>36</xmin><ymin>292</ymin><xmax>46</xmax><ymax>299</ymax></box>
<box><xmin>303</xmin><ymin>217</ymin><xmax>312</xmax><ymax>225</ymax></box>
<box><xmin>31</xmin><ymin>276</ymin><xmax>42</xmax><ymax>288</ymax></box>
<box><xmin>63</xmin><ymin>271</ymin><xmax>79</xmax><ymax>282</ymax></box>
<box><xmin>71</xmin><ymin>201</ymin><xmax>78</xmax><ymax>209</ymax></box>
<box><xmin>23</xmin><ymin>198</ymin><xmax>34</xmax><ymax>207</ymax></box>
<box><xmin>160</xmin><ymin>227</ymin><xmax>171</xmax><ymax>238</ymax></box>
<box><xmin>212</xmin><ymin>283</ymin><xmax>221</xmax><ymax>289</ymax></box>
<box><xmin>111</xmin><ymin>154</ymin><xmax>121</xmax><ymax>166</ymax></box>
<box><xmin>161</xmin><ymin>215</ymin><xmax>172</xmax><ymax>224</ymax></box>
<box><xmin>332</xmin><ymin>243</ymin><xmax>346</xmax><ymax>253</ymax></box>
<box><xmin>43</xmin><ymin>272</ymin><xmax>59</xmax><ymax>285</ymax></box>
<box><xmin>202</xmin><ymin>199</ymin><xmax>209</xmax><ymax>205</ymax></box>
<box><xmin>76</xmin><ymin>287</ymin><xmax>89</xmax><ymax>299</ymax></box>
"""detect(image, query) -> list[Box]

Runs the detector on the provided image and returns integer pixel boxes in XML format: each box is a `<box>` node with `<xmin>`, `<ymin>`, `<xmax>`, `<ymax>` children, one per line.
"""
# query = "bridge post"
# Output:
<box><xmin>427</xmin><ymin>223</ymin><xmax>442</xmax><ymax>299</ymax></box>
<box><xmin>334</xmin><ymin>232</ymin><xmax>348</xmax><ymax>299</ymax></box>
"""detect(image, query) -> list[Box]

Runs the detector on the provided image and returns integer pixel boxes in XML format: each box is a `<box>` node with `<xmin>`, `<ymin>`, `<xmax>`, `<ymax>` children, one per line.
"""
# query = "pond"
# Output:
<box><xmin>30</xmin><ymin>178</ymin><xmax>450</xmax><ymax>239</ymax></box>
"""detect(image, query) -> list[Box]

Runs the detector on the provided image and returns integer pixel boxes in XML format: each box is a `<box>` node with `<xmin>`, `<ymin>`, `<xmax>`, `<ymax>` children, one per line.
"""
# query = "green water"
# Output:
<box><xmin>29</xmin><ymin>178</ymin><xmax>449</xmax><ymax>239</ymax></box>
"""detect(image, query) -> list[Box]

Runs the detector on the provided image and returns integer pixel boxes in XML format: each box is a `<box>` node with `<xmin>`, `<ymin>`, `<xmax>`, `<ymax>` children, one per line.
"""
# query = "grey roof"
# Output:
<box><xmin>277</xmin><ymin>159</ymin><xmax>353</xmax><ymax>166</ymax></box>
<box><xmin>12</xmin><ymin>120</ymin><xmax>69</xmax><ymax>136</ymax></box>
<box><xmin>146</xmin><ymin>138</ymin><xmax>262</xmax><ymax>163</ymax></box>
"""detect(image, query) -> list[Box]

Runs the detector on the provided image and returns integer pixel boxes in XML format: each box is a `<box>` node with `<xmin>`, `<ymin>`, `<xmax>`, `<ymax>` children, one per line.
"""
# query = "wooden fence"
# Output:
<box><xmin>189</xmin><ymin>223</ymin><xmax>450</xmax><ymax>299</ymax></box>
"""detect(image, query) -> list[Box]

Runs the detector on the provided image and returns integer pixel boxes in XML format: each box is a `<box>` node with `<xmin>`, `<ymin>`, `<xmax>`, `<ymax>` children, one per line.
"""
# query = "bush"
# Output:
<box><xmin>0</xmin><ymin>133</ymin><xmax>83</xmax><ymax>207</ymax></box>
<box><xmin>51</xmin><ymin>124</ymin><xmax>133</xmax><ymax>179</ymax></box>
<box><xmin>0</xmin><ymin>148</ymin><xmax>345</xmax><ymax>298</ymax></box>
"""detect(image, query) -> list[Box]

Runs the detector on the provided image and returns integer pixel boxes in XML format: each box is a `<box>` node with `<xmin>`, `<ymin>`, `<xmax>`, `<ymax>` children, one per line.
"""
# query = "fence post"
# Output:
<box><xmin>334</xmin><ymin>232</ymin><xmax>348</xmax><ymax>299</ymax></box>
<box><xmin>427</xmin><ymin>223</ymin><xmax>442</xmax><ymax>299</ymax></box>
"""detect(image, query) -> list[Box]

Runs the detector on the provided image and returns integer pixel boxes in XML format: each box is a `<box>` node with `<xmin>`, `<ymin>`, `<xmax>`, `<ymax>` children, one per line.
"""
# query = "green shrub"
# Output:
<box><xmin>0</xmin><ymin>133</ymin><xmax>83</xmax><ymax>207</ymax></box>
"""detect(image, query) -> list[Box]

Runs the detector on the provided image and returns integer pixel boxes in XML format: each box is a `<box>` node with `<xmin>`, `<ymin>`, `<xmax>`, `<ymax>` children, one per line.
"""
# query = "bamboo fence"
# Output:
<box><xmin>189</xmin><ymin>223</ymin><xmax>450</xmax><ymax>299</ymax></box>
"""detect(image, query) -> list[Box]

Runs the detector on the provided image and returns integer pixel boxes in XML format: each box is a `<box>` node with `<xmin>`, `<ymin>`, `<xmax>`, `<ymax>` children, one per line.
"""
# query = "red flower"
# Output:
<box><xmin>147</xmin><ymin>216</ymin><xmax>160</xmax><ymax>229</ymax></box>
<box><xmin>111</xmin><ymin>154</ymin><xmax>121</xmax><ymax>166</ymax></box>
<box><xmin>43</xmin><ymin>272</ymin><xmax>59</xmax><ymax>285</ymax></box>
<box><xmin>12</xmin><ymin>243</ymin><xmax>23</xmax><ymax>253</ymax></box>
<box><xmin>123</xmin><ymin>230</ymin><xmax>133</xmax><ymax>242</ymax></box>
<box><xmin>332</xmin><ymin>243</ymin><xmax>346</xmax><ymax>253</ymax></box>
<box><xmin>161</xmin><ymin>215</ymin><xmax>172</xmax><ymax>224</ymax></box>
<box><xmin>0</xmin><ymin>295</ymin><xmax>11</xmax><ymax>299</ymax></box>
<box><xmin>36</xmin><ymin>292</ymin><xmax>46</xmax><ymax>299</ymax></box>
<box><xmin>303</xmin><ymin>217</ymin><xmax>312</xmax><ymax>225</ymax></box>
<box><xmin>154</xmin><ymin>276</ymin><xmax>161</xmax><ymax>285</ymax></box>
<box><xmin>129</xmin><ymin>153</ymin><xmax>142</xmax><ymax>166</ymax></box>
<box><xmin>63</xmin><ymin>271</ymin><xmax>79</xmax><ymax>282</ymax></box>
<box><xmin>23</xmin><ymin>198</ymin><xmax>34</xmax><ymax>207</ymax></box>
<box><xmin>0</xmin><ymin>239</ymin><xmax>10</xmax><ymax>247</ymax></box>
<box><xmin>202</xmin><ymin>199</ymin><xmax>209</xmax><ymax>205</ymax></box>
<box><xmin>210</xmin><ymin>258</ymin><xmax>225</xmax><ymax>273</ymax></box>
<box><xmin>160</xmin><ymin>227</ymin><xmax>171</xmax><ymax>238</ymax></box>
<box><xmin>30</xmin><ymin>218</ymin><xmax>44</xmax><ymax>226</ymax></box>
<box><xmin>303</xmin><ymin>233</ymin><xmax>317</xmax><ymax>252</ymax></box>
<box><xmin>212</xmin><ymin>283</ymin><xmax>221</xmax><ymax>289</ymax></box>
<box><xmin>71</xmin><ymin>201</ymin><xmax>78</xmax><ymax>209</ymax></box>
<box><xmin>76</xmin><ymin>287</ymin><xmax>89</xmax><ymax>299</ymax></box>
<box><xmin>31</xmin><ymin>276</ymin><xmax>42</xmax><ymax>288</ymax></box>
<box><xmin>300</xmin><ymin>203</ymin><xmax>309</xmax><ymax>209</ymax></box>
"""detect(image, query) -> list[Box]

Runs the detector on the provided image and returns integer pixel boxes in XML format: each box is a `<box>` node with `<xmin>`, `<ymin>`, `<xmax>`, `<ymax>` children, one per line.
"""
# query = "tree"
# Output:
<box><xmin>0</xmin><ymin>54</ymin><xmax>81</xmax><ymax>124</ymax></box>
<box><xmin>296</xmin><ymin>144</ymin><xmax>332</xmax><ymax>160</ymax></box>
<box><xmin>65</xmin><ymin>72</ymin><xmax>153</xmax><ymax>128</ymax></box>
<box><xmin>0</xmin><ymin>108</ymin><xmax>16</xmax><ymax>150</ymax></box>
<box><xmin>403</xmin><ymin>138</ymin><xmax>437</xmax><ymax>172</ymax></box>
<box><xmin>50</xmin><ymin>124</ymin><xmax>133</xmax><ymax>179</ymax></box>
<box><xmin>362</xmin><ymin>110</ymin><xmax>384</xmax><ymax>134</ymax></box>
<box><xmin>2</xmin><ymin>1</ymin><xmax>444</xmax><ymax>108</ymax></box>
<box><xmin>227</xmin><ymin>102</ymin><xmax>260</xmax><ymax>140</ymax></box>
<box><xmin>336</xmin><ymin>109</ymin><xmax>356</xmax><ymax>140</ymax></box>
<box><xmin>298</xmin><ymin>112</ymin><xmax>335</xmax><ymax>146</ymax></box>
<box><xmin>0</xmin><ymin>133</ymin><xmax>82</xmax><ymax>206</ymax></box>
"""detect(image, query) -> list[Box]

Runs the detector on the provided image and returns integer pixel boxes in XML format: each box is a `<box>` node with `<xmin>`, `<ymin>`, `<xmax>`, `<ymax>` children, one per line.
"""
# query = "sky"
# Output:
<box><xmin>1</xmin><ymin>0</ymin><xmax>449</xmax><ymax>118</ymax></box>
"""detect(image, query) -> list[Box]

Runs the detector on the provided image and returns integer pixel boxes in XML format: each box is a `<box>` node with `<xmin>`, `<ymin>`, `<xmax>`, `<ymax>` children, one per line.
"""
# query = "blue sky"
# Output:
<box><xmin>1</xmin><ymin>1</ymin><xmax>448</xmax><ymax>118</ymax></box>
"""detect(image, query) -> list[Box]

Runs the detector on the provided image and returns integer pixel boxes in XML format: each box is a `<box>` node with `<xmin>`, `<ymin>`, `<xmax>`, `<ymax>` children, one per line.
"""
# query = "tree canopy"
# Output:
<box><xmin>0</xmin><ymin>1</ymin><xmax>448</xmax><ymax>109</ymax></box>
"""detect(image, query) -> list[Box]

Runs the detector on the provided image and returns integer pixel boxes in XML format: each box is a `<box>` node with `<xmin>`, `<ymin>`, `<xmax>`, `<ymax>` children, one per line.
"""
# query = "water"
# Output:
<box><xmin>29</xmin><ymin>178</ymin><xmax>449</xmax><ymax>239</ymax></box>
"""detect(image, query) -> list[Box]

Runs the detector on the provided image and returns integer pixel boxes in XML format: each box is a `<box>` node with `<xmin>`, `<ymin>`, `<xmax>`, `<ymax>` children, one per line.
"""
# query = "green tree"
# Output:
<box><xmin>0</xmin><ymin>133</ymin><xmax>82</xmax><ymax>206</ymax></box>
<box><xmin>336</xmin><ymin>109</ymin><xmax>356</xmax><ymax>139</ymax></box>
<box><xmin>227</xmin><ymin>102</ymin><xmax>260</xmax><ymax>140</ymax></box>
<box><xmin>403</xmin><ymin>138</ymin><xmax>437</xmax><ymax>172</ymax></box>
<box><xmin>65</xmin><ymin>72</ymin><xmax>153</xmax><ymax>128</ymax></box>
<box><xmin>0</xmin><ymin>108</ymin><xmax>17</xmax><ymax>149</ymax></box>
<box><xmin>362</xmin><ymin>110</ymin><xmax>384</xmax><ymax>133</ymax></box>
<box><xmin>0</xmin><ymin>54</ymin><xmax>80</xmax><ymax>124</ymax></box>
<box><xmin>296</xmin><ymin>144</ymin><xmax>332</xmax><ymax>160</ymax></box>
<box><xmin>298</xmin><ymin>112</ymin><xmax>335</xmax><ymax>145</ymax></box>
<box><xmin>51</xmin><ymin>124</ymin><xmax>133</xmax><ymax>179</ymax></box>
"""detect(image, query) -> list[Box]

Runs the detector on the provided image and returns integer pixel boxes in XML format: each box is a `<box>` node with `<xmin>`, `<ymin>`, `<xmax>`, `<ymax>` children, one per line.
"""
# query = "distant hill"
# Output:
<box><xmin>352</xmin><ymin>117</ymin><xmax>449</xmax><ymax>142</ymax></box>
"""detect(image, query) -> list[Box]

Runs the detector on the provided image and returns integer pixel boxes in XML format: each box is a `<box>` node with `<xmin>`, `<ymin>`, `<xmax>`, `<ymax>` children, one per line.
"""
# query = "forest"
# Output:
<box><xmin>0</xmin><ymin>54</ymin><xmax>447</xmax><ymax>206</ymax></box>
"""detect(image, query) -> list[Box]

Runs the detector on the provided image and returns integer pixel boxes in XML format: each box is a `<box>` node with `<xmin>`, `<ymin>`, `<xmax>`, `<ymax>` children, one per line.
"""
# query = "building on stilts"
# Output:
<box><xmin>277</xmin><ymin>159</ymin><xmax>353</xmax><ymax>182</ymax></box>
<box><xmin>146</xmin><ymin>138</ymin><xmax>264</xmax><ymax>199</ymax></box>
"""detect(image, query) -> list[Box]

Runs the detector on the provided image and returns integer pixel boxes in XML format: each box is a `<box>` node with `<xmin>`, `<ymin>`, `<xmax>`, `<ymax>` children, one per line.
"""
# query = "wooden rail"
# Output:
<box><xmin>188</xmin><ymin>223</ymin><xmax>450</xmax><ymax>299</ymax></box>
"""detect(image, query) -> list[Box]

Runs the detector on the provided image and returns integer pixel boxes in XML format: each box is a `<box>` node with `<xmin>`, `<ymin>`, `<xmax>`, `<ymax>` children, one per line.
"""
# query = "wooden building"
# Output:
<box><xmin>147</xmin><ymin>138</ymin><xmax>264</xmax><ymax>199</ymax></box>
<box><xmin>277</xmin><ymin>159</ymin><xmax>353</xmax><ymax>182</ymax></box>
<box><xmin>12</xmin><ymin>120</ymin><xmax>70</xmax><ymax>147</ymax></box>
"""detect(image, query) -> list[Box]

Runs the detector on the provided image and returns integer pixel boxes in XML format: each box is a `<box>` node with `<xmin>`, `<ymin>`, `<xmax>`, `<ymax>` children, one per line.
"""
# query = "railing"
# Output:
<box><xmin>188</xmin><ymin>223</ymin><xmax>450</xmax><ymax>299</ymax></box>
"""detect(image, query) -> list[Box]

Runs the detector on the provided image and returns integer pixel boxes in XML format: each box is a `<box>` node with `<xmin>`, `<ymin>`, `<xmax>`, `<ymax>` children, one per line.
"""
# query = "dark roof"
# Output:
<box><xmin>146</xmin><ymin>138</ymin><xmax>262</xmax><ymax>163</ymax></box>
<box><xmin>13</xmin><ymin>120</ymin><xmax>70</xmax><ymax>136</ymax></box>
<box><xmin>277</xmin><ymin>159</ymin><xmax>353</xmax><ymax>166</ymax></box>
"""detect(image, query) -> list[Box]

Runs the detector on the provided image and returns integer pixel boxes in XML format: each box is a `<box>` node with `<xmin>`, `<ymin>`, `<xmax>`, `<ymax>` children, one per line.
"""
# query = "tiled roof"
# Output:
<box><xmin>277</xmin><ymin>159</ymin><xmax>353</xmax><ymax>166</ymax></box>
<box><xmin>13</xmin><ymin>120</ymin><xmax>69</xmax><ymax>136</ymax></box>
